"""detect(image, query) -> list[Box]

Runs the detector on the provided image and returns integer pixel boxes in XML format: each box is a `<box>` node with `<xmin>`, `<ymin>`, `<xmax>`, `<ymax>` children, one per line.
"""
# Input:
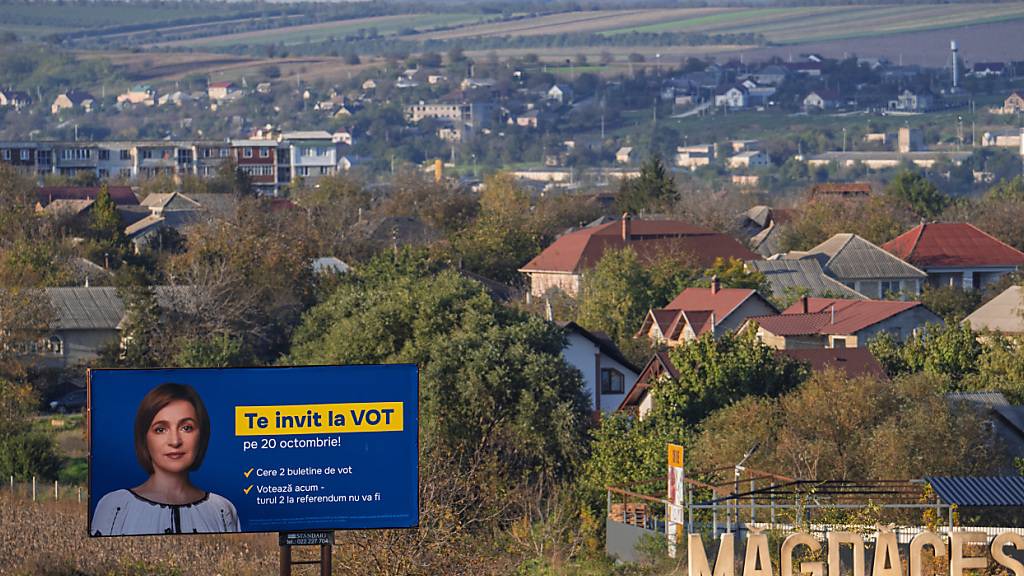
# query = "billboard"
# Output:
<box><xmin>87</xmin><ymin>365</ymin><xmax>418</xmax><ymax>537</ymax></box>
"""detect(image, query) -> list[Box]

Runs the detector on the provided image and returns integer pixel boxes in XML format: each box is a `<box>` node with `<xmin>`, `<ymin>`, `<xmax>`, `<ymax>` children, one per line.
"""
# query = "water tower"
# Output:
<box><xmin>951</xmin><ymin>40</ymin><xmax>959</xmax><ymax>91</ymax></box>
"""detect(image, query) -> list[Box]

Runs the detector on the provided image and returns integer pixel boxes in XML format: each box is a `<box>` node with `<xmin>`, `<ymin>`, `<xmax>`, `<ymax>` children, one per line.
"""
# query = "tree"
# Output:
<box><xmin>90</xmin><ymin>185</ymin><xmax>123</xmax><ymax>243</ymax></box>
<box><xmin>577</xmin><ymin>247</ymin><xmax>699</xmax><ymax>360</ymax></box>
<box><xmin>655</xmin><ymin>331</ymin><xmax>807</xmax><ymax>426</ymax></box>
<box><xmin>615</xmin><ymin>156</ymin><xmax>677</xmax><ymax>214</ymax></box>
<box><xmin>286</xmin><ymin>249</ymin><xmax>590</xmax><ymax>481</ymax></box>
<box><xmin>692</xmin><ymin>370</ymin><xmax>1003</xmax><ymax>481</ymax></box>
<box><xmin>449</xmin><ymin>172</ymin><xmax>538</xmax><ymax>285</ymax></box>
<box><xmin>885</xmin><ymin>170</ymin><xmax>950</xmax><ymax>219</ymax></box>
<box><xmin>779</xmin><ymin>196</ymin><xmax>916</xmax><ymax>251</ymax></box>
<box><xmin>869</xmin><ymin>322</ymin><xmax>981</xmax><ymax>385</ymax></box>
<box><xmin>703</xmin><ymin>257</ymin><xmax>771</xmax><ymax>295</ymax></box>
<box><xmin>0</xmin><ymin>379</ymin><xmax>61</xmax><ymax>480</ymax></box>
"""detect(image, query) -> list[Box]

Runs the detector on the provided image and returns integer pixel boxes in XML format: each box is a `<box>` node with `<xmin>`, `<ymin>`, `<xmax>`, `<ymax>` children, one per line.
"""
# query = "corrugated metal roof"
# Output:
<box><xmin>925</xmin><ymin>476</ymin><xmax>1024</xmax><ymax>507</ymax></box>
<box><xmin>748</xmin><ymin>259</ymin><xmax>866</xmax><ymax>299</ymax></box>
<box><xmin>45</xmin><ymin>287</ymin><xmax>124</xmax><ymax>330</ymax></box>
<box><xmin>799</xmin><ymin>234</ymin><xmax>927</xmax><ymax>280</ymax></box>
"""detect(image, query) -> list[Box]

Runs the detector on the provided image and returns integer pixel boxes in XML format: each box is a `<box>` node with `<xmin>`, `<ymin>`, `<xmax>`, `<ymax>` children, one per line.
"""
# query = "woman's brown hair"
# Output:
<box><xmin>133</xmin><ymin>383</ymin><xmax>210</xmax><ymax>474</ymax></box>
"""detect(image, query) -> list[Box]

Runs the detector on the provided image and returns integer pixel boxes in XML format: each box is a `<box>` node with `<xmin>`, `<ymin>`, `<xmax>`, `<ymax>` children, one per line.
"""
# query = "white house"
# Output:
<box><xmin>560</xmin><ymin>322</ymin><xmax>640</xmax><ymax>415</ymax></box>
<box><xmin>547</xmin><ymin>84</ymin><xmax>574</xmax><ymax>105</ymax></box>
<box><xmin>715</xmin><ymin>85</ymin><xmax>748</xmax><ymax>109</ymax></box>
<box><xmin>727</xmin><ymin>150</ymin><xmax>770</xmax><ymax>169</ymax></box>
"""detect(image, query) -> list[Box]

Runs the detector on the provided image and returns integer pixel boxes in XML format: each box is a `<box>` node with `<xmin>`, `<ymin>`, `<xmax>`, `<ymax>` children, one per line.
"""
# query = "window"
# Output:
<box><xmin>220</xmin><ymin>148</ymin><xmax>231</xmax><ymax>158</ymax></box>
<box><xmin>98</xmin><ymin>149</ymin><xmax>110</xmax><ymax>161</ymax></box>
<box><xmin>20</xmin><ymin>149</ymin><xmax>29</xmax><ymax>161</ymax></box>
<box><xmin>120</xmin><ymin>150</ymin><xmax>131</xmax><ymax>161</ymax></box>
<box><xmin>880</xmin><ymin>281</ymin><xmax>900</xmax><ymax>297</ymax></box>
<box><xmin>244</xmin><ymin>147</ymin><xmax>253</xmax><ymax>158</ymax></box>
<box><xmin>47</xmin><ymin>336</ymin><xmax>63</xmax><ymax>355</ymax></box>
<box><xmin>1</xmin><ymin>149</ymin><xmax>9</xmax><ymax>161</ymax></box>
<box><xmin>831</xmin><ymin>337</ymin><xmax>847</xmax><ymax>349</ymax></box>
<box><xmin>259</xmin><ymin>147</ymin><xmax>270</xmax><ymax>158</ymax></box>
<box><xmin>601</xmin><ymin>368</ymin><xmax>625</xmax><ymax>394</ymax></box>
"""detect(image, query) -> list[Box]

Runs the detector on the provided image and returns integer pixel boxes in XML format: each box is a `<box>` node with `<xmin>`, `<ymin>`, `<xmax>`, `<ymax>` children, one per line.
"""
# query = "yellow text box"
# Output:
<box><xmin>235</xmin><ymin>402</ymin><xmax>404</xmax><ymax>436</ymax></box>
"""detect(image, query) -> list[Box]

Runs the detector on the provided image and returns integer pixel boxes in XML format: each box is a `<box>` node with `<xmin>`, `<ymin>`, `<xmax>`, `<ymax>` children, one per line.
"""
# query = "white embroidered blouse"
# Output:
<box><xmin>91</xmin><ymin>489</ymin><xmax>240</xmax><ymax>535</ymax></box>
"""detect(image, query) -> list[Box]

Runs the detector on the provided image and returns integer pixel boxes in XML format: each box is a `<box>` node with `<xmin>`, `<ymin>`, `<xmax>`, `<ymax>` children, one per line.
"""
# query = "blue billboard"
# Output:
<box><xmin>87</xmin><ymin>365</ymin><xmax>418</xmax><ymax>536</ymax></box>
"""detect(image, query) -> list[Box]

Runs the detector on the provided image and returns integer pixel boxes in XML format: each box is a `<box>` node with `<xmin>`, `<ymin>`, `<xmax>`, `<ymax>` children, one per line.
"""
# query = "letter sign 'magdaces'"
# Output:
<box><xmin>687</xmin><ymin>529</ymin><xmax>1024</xmax><ymax>576</ymax></box>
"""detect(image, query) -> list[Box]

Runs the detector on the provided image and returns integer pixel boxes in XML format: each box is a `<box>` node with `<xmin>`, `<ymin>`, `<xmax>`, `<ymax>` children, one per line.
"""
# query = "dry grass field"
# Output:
<box><xmin>76</xmin><ymin>50</ymin><xmax>379</xmax><ymax>86</ymax></box>
<box><xmin>0</xmin><ymin>493</ymin><xmax>279</xmax><ymax>576</ymax></box>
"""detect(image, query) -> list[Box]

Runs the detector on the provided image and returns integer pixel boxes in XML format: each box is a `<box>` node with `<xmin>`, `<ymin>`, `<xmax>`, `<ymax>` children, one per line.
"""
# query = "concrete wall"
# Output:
<box><xmin>606</xmin><ymin>518</ymin><xmax>661</xmax><ymax>563</ymax></box>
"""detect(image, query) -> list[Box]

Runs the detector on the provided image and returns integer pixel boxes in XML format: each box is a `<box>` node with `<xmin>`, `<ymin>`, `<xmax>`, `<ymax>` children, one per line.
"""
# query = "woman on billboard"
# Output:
<box><xmin>91</xmin><ymin>383</ymin><xmax>240</xmax><ymax>535</ymax></box>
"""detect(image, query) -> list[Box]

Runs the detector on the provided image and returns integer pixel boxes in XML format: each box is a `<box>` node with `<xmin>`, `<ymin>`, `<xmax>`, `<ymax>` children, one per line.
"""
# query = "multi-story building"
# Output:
<box><xmin>232</xmin><ymin>139</ymin><xmax>280</xmax><ymax>195</ymax></box>
<box><xmin>0</xmin><ymin>135</ymin><xmax>352</xmax><ymax>195</ymax></box>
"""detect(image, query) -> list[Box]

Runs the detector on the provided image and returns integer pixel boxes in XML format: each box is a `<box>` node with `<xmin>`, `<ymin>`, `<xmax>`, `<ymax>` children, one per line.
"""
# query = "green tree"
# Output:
<box><xmin>703</xmin><ymin>257</ymin><xmax>771</xmax><ymax>296</ymax></box>
<box><xmin>615</xmin><ymin>156</ymin><xmax>677</xmax><ymax>214</ymax></box>
<box><xmin>576</xmin><ymin>247</ymin><xmax>699</xmax><ymax>359</ymax></box>
<box><xmin>450</xmin><ymin>172</ymin><xmax>538</xmax><ymax>285</ymax></box>
<box><xmin>918</xmin><ymin>285</ymin><xmax>982</xmax><ymax>321</ymax></box>
<box><xmin>885</xmin><ymin>170</ymin><xmax>950</xmax><ymax>219</ymax></box>
<box><xmin>0</xmin><ymin>379</ymin><xmax>62</xmax><ymax>480</ymax></box>
<box><xmin>286</xmin><ymin>249</ymin><xmax>590</xmax><ymax>480</ymax></box>
<box><xmin>89</xmin><ymin>185</ymin><xmax>122</xmax><ymax>242</ymax></box>
<box><xmin>869</xmin><ymin>322</ymin><xmax>981</xmax><ymax>385</ymax></box>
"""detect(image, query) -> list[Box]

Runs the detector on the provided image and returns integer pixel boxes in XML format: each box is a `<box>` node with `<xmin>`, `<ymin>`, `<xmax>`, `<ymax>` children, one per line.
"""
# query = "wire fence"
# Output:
<box><xmin>7</xmin><ymin>476</ymin><xmax>88</xmax><ymax>503</ymax></box>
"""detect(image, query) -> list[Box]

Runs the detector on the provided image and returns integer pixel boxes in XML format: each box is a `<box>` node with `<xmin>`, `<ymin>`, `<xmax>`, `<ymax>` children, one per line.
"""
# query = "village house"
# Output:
<box><xmin>803</xmin><ymin>90</ymin><xmax>840</xmax><ymax>111</ymax></box>
<box><xmin>518</xmin><ymin>215</ymin><xmax>759</xmax><ymax>298</ymax></box>
<box><xmin>117</xmin><ymin>84</ymin><xmax>156</xmax><ymax>107</ymax></box>
<box><xmin>207</xmin><ymin>81</ymin><xmax>238</xmax><ymax>101</ymax></box>
<box><xmin>727</xmin><ymin>150</ymin><xmax>770</xmax><ymax>170</ymax></box>
<box><xmin>675</xmin><ymin>144</ymin><xmax>714</xmax><ymax>169</ymax></box>
<box><xmin>744</xmin><ymin>297</ymin><xmax>942</xmax><ymax>349</ymax></box>
<box><xmin>882</xmin><ymin>223</ymin><xmax>1024</xmax><ymax>290</ymax></box>
<box><xmin>999</xmin><ymin>92</ymin><xmax>1024</xmax><ymax>114</ymax></box>
<box><xmin>637</xmin><ymin>279</ymin><xmax>777</xmax><ymax>346</ymax></box>
<box><xmin>750</xmin><ymin>64</ymin><xmax>789</xmax><ymax>86</ymax></box>
<box><xmin>560</xmin><ymin>322</ymin><xmax>640</xmax><ymax>415</ymax></box>
<box><xmin>615</xmin><ymin>146</ymin><xmax>635</xmax><ymax>165</ymax></box>
<box><xmin>782</xmin><ymin>233</ymin><xmax>927</xmax><ymax>298</ymax></box>
<box><xmin>51</xmin><ymin>90</ymin><xmax>95</xmax><ymax>115</ymax></box>
<box><xmin>746</xmin><ymin>259</ymin><xmax>866</xmax><ymax>300</ymax></box>
<box><xmin>715</xmin><ymin>85</ymin><xmax>748</xmax><ymax>109</ymax></box>
<box><xmin>972</xmin><ymin>62</ymin><xmax>1006</xmax><ymax>77</ymax></box>
<box><xmin>964</xmin><ymin>285</ymin><xmax>1024</xmax><ymax>336</ymax></box>
<box><xmin>547</xmin><ymin>84</ymin><xmax>574</xmax><ymax>105</ymax></box>
<box><xmin>888</xmin><ymin>89</ymin><xmax>933</xmax><ymax>112</ymax></box>
<box><xmin>0</xmin><ymin>89</ymin><xmax>31</xmax><ymax>111</ymax></box>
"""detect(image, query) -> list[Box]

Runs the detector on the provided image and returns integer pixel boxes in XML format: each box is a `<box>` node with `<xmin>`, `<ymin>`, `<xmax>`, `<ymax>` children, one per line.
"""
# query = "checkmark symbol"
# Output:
<box><xmin>243</xmin><ymin>484</ymin><xmax>254</xmax><ymax>495</ymax></box>
<box><xmin>243</xmin><ymin>467</ymin><xmax>254</xmax><ymax>478</ymax></box>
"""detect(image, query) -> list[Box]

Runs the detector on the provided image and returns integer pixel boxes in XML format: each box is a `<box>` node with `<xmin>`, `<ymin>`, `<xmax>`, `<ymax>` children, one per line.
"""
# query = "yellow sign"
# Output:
<box><xmin>668</xmin><ymin>444</ymin><xmax>684</xmax><ymax>469</ymax></box>
<box><xmin>235</xmin><ymin>402</ymin><xmax>404</xmax><ymax>436</ymax></box>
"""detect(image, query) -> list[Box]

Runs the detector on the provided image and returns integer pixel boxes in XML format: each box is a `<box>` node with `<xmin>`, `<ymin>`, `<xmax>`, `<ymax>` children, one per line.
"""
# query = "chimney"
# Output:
<box><xmin>830</xmin><ymin>304</ymin><xmax>835</xmax><ymax>324</ymax></box>
<box><xmin>710</xmin><ymin>312</ymin><xmax>716</xmax><ymax>337</ymax></box>
<box><xmin>711</xmin><ymin>275</ymin><xmax>720</xmax><ymax>294</ymax></box>
<box><xmin>621</xmin><ymin>212</ymin><xmax>631</xmax><ymax>243</ymax></box>
<box><xmin>800</xmin><ymin>295</ymin><xmax>808</xmax><ymax>314</ymax></box>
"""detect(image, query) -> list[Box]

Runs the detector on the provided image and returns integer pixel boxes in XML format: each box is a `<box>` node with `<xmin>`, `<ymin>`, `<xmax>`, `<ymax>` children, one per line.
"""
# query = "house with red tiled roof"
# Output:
<box><xmin>882</xmin><ymin>223</ymin><xmax>1024</xmax><ymax>290</ymax></box>
<box><xmin>35</xmin><ymin>186</ymin><xmax>138</xmax><ymax>209</ymax></box>
<box><xmin>519</xmin><ymin>215</ymin><xmax>759</xmax><ymax>298</ymax></box>
<box><xmin>638</xmin><ymin>278</ymin><xmax>776</xmax><ymax>345</ymax></box>
<box><xmin>743</xmin><ymin>296</ymin><xmax>941</xmax><ymax>349</ymax></box>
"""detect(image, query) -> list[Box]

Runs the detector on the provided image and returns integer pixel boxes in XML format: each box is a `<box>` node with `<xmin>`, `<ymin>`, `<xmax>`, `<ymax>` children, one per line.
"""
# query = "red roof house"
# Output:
<box><xmin>882</xmin><ymin>223</ymin><xmax>1024</xmax><ymax>290</ymax></box>
<box><xmin>36</xmin><ymin>186</ymin><xmax>138</xmax><ymax>208</ymax></box>
<box><xmin>519</xmin><ymin>215</ymin><xmax>759</xmax><ymax>297</ymax></box>
<box><xmin>743</xmin><ymin>296</ymin><xmax>941</xmax><ymax>349</ymax></box>
<box><xmin>638</xmin><ymin>279</ymin><xmax>776</xmax><ymax>344</ymax></box>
